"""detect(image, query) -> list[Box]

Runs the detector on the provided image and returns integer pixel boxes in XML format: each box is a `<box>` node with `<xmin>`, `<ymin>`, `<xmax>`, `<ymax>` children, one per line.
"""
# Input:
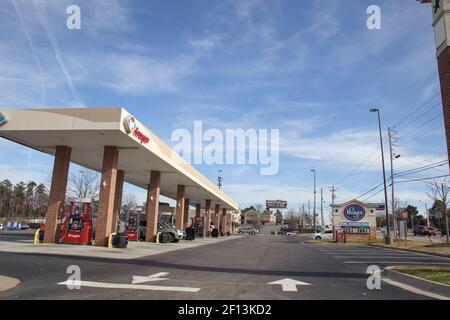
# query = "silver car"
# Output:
<box><xmin>240</xmin><ymin>226</ymin><xmax>259</xmax><ymax>235</ymax></box>
<box><xmin>158</xmin><ymin>222</ymin><xmax>185</xmax><ymax>242</ymax></box>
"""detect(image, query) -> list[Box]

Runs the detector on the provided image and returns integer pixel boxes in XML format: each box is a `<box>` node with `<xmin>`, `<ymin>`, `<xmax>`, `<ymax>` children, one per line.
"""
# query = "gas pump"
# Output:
<box><xmin>60</xmin><ymin>199</ymin><xmax>93</xmax><ymax>245</ymax></box>
<box><xmin>192</xmin><ymin>216</ymin><xmax>205</xmax><ymax>238</ymax></box>
<box><xmin>125</xmin><ymin>210</ymin><xmax>138</xmax><ymax>241</ymax></box>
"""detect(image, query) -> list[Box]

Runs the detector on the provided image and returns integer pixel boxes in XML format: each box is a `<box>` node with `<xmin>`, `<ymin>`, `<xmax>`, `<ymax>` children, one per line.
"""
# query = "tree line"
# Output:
<box><xmin>0</xmin><ymin>180</ymin><xmax>49</xmax><ymax>219</ymax></box>
<box><xmin>0</xmin><ymin>169</ymin><xmax>101</xmax><ymax>220</ymax></box>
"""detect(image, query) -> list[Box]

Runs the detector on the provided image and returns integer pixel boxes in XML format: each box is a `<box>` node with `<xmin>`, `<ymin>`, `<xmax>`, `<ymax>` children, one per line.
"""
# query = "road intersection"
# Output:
<box><xmin>0</xmin><ymin>235</ymin><xmax>449</xmax><ymax>300</ymax></box>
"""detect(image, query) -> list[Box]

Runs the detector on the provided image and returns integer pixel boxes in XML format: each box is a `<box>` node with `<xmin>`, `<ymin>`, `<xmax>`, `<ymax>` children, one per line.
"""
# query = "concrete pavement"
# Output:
<box><xmin>0</xmin><ymin>235</ymin><xmax>448</xmax><ymax>300</ymax></box>
<box><xmin>0</xmin><ymin>235</ymin><xmax>243</xmax><ymax>260</ymax></box>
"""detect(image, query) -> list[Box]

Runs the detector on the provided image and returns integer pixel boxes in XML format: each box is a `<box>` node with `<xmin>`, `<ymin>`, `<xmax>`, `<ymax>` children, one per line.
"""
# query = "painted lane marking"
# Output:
<box><xmin>382</xmin><ymin>278</ymin><xmax>449</xmax><ymax>300</ymax></box>
<box><xmin>58</xmin><ymin>280</ymin><xmax>200</xmax><ymax>292</ymax></box>
<box><xmin>132</xmin><ymin>272</ymin><xmax>170</xmax><ymax>284</ymax></box>
<box><xmin>333</xmin><ymin>256</ymin><xmax>446</xmax><ymax>259</ymax></box>
<box><xmin>268</xmin><ymin>278</ymin><xmax>311</xmax><ymax>292</ymax></box>
<box><xmin>344</xmin><ymin>261</ymin><xmax>450</xmax><ymax>265</ymax></box>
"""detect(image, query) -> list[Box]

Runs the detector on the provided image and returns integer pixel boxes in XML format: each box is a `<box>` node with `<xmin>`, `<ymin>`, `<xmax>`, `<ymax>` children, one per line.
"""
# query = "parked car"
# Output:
<box><xmin>20</xmin><ymin>224</ymin><xmax>30</xmax><ymax>230</ymax></box>
<box><xmin>158</xmin><ymin>222</ymin><xmax>185</xmax><ymax>242</ymax></box>
<box><xmin>0</xmin><ymin>223</ymin><xmax>4</xmax><ymax>230</ymax></box>
<box><xmin>413</xmin><ymin>225</ymin><xmax>436</xmax><ymax>236</ymax></box>
<box><xmin>240</xmin><ymin>226</ymin><xmax>259</xmax><ymax>235</ymax></box>
<box><xmin>28</xmin><ymin>223</ymin><xmax>42</xmax><ymax>230</ymax></box>
<box><xmin>137</xmin><ymin>221</ymin><xmax>185</xmax><ymax>242</ymax></box>
<box><xmin>311</xmin><ymin>229</ymin><xmax>334</xmax><ymax>240</ymax></box>
<box><xmin>286</xmin><ymin>231</ymin><xmax>299</xmax><ymax>236</ymax></box>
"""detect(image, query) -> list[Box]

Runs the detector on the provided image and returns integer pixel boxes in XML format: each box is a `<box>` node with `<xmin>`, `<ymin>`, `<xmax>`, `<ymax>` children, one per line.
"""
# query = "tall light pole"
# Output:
<box><xmin>311</xmin><ymin>169</ymin><xmax>317</xmax><ymax>232</ymax></box>
<box><xmin>388</xmin><ymin>127</ymin><xmax>401</xmax><ymax>240</ymax></box>
<box><xmin>370</xmin><ymin>108</ymin><xmax>391</xmax><ymax>244</ymax></box>
<box><xmin>320</xmin><ymin>188</ymin><xmax>324</xmax><ymax>230</ymax></box>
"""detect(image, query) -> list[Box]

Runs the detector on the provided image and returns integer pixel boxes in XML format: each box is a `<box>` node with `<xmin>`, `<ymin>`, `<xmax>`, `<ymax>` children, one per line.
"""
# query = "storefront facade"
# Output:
<box><xmin>331</xmin><ymin>199</ymin><xmax>380</xmax><ymax>241</ymax></box>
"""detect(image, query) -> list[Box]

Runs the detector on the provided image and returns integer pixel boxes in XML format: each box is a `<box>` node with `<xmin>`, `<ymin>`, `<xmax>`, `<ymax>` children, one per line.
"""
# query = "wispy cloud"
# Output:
<box><xmin>32</xmin><ymin>0</ymin><xmax>84</xmax><ymax>107</ymax></box>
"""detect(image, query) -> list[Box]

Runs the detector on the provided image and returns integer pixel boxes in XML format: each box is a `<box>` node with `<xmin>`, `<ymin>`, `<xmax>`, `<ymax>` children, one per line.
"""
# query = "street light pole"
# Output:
<box><xmin>320</xmin><ymin>188</ymin><xmax>324</xmax><ymax>230</ymax></box>
<box><xmin>370</xmin><ymin>108</ymin><xmax>391</xmax><ymax>244</ymax></box>
<box><xmin>311</xmin><ymin>169</ymin><xmax>316</xmax><ymax>232</ymax></box>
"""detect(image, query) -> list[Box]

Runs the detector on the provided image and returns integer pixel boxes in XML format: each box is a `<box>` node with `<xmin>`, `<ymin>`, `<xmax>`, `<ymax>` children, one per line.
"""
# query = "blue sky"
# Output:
<box><xmin>0</xmin><ymin>0</ymin><xmax>447</xmax><ymax>220</ymax></box>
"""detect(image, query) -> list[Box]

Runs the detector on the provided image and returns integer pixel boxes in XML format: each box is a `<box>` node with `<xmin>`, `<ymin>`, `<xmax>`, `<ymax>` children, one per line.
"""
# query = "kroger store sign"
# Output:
<box><xmin>343</xmin><ymin>204</ymin><xmax>366</xmax><ymax>222</ymax></box>
<box><xmin>124</xmin><ymin>115</ymin><xmax>150</xmax><ymax>144</ymax></box>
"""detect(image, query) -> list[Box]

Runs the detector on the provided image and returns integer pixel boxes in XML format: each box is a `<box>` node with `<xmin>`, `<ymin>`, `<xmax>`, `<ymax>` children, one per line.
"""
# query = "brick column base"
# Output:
<box><xmin>44</xmin><ymin>146</ymin><xmax>71</xmax><ymax>244</ymax></box>
<box><xmin>111</xmin><ymin>170</ymin><xmax>124</xmax><ymax>234</ymax></box>
<box><xmin>94</xmin><ymin>146</ymin><xmax>119</xmax><ymax>247</ymax></box>
<box><xmin>437</xmin><ymin>47</ymin><xmax>450</xmax><ymax>170</ymax></box>
<box><xmin>145</xmin><ymin>171</ymin><xmax>161</xmax><ymax>242</ymax></box>
<box><xmin>204</xmin><ymin>199</ymin><xmax>211</xmax><ymax>237</ymax></box>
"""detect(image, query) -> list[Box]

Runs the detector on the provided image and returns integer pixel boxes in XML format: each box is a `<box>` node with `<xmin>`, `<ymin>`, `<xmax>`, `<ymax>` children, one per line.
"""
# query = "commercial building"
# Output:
<box><xmin>242</xmin><ymin>206</ymin><xmax>276</xmax><ymax>227</ymax></box>
<box><xmin>0</xmin><ymin>108</ymin><xmax>239</xmax><ymax>246</ymax></box>
<box><xmin>331</xmin><ymin>199</ymin><xmax>384</xmax><ymax>241</ymax></box>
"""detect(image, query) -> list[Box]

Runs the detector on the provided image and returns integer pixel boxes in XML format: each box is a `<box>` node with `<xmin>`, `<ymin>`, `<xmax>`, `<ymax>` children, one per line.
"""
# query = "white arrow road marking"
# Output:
<box><xmin>132</xmin><ymin>272</ymin><xmax>170</xmax><ymax>284</ymax></box>
<box><xmin>268</xmin><ymin>278</ymin><xmax>311</xmax><ymax>292</ymax></box>
<box><xmin>58</xmin><ymin>280</ymin><xmax>200</xmax><ymax>292</ymax></box>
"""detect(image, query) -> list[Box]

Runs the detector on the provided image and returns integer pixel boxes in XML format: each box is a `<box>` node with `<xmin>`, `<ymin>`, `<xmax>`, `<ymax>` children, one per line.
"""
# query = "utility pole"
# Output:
<box><xmin>307</xmin><ymin>200</ymin><xmax>311</xmax><ymax>229</ymax></box>
<box><xmin>320</xmin><ymin>188</ymin><xmax>324</xmax><ymax>230</ymax></box>
<box><xmin>311</xmin><ymin>169</ymin><xmax>317</xmax><ymax>232</ymax></box>
<box><xmin>217</xmin><ymin>170</ymin><xmax>223</xmax><ymax>189</ymax></box>
<box><xmin>425</xmin><ymin>203</ymin><xmax>430</xmax><ymax>228</ymax></box>
<box><xmin>301</xmin><ymin>203</ymin><xmax>305</xmax><ymax>232</ymax></box>
<box><xmin>330</xmin><ymin>186</ymin><xmax>337</xmax><ymax>205</ymax></box>
<box><xmin>388</xmin><ymin>127</ymin><xmax>399</xmax><ymax>241</ymax></box>
<box><xmin>370</xmin><ymin>108</ymin><xmax>391</xmax><ymax>244</ymax></box>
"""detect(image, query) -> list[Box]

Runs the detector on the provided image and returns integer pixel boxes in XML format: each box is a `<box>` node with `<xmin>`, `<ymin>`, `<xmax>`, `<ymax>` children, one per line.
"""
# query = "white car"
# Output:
<box><xmin>286</xmin><ymin>231</ymin><xmax>298</xmax><ymax>236</ymax></box>
<box><xmin>0</xmin><ymin>224</ymin><xmax>3</xmax><ymax>230</ymax></box>
<box><xmin>311</xmin><ymin>229</ymin><xmax>334</xmax><ymax>240</ymax></box>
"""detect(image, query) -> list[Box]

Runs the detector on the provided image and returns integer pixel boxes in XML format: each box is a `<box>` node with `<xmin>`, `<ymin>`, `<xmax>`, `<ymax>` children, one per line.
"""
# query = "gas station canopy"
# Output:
<box><xmin>0</xmin><ymin>108</ymin><xmax>239</xmax><ymax>210</ymax></box>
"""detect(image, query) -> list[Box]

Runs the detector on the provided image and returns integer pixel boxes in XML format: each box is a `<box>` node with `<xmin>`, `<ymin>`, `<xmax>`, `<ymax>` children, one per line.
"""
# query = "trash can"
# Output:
<box><xmin>38</xmin><ymin>229</ymin><xmax>45</xmax><ymax>241</ymax></box>
<box><xmin>211</xmin><ymin>228</ymin><xmax>219</xmax><ymax>238</ymax></box>
<box><xmin>113</xmin><ymin>233</ymin><xmax>128</xmax><ymax>248</ymax></box>
<box><xmin>185</xmin><ymin>227</ymin><xmax>195</xmax><ymax>240</ymax></box>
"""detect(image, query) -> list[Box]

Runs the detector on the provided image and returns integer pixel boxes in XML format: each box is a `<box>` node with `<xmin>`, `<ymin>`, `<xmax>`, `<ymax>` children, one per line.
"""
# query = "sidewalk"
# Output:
<box><xmin>0</xmin><ymin>235</ymin><xmax>243</xmax><ymax>260</ymax></box>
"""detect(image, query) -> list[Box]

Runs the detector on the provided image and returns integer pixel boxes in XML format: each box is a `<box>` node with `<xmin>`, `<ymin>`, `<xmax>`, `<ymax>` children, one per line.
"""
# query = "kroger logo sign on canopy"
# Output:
<box><xmin>124</xmin><ymin>115</ymin><xmax>149</xmax><ymax>144</ymax></box>
<box><xmin>343</xmin><ymin>204</ymin><xmax>366</xmax><ymax>222</ymax></box>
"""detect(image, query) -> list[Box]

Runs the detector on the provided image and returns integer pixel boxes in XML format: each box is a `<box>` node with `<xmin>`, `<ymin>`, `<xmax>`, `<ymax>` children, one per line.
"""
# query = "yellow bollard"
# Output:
<box><xmin>108</xmin><ymin>233</ymin><xmax>117</xmax><ymax>248</ymax></box>
<box><xmin>33</xmin><ymin>229</ymin><xmax>40</xmax><ymax>245</ymax></box>
<box><xmin>156</xmin><ymin>232</ymin><xmax>161</xmax><ymax>243</ymax></box>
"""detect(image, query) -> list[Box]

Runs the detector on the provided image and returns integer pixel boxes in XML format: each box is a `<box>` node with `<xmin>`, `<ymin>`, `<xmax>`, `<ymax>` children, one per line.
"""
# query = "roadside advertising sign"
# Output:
<box><xmin>266</xmin><ymin>200</ymin><xmax>288</xmax><ymax>209</ymax></box>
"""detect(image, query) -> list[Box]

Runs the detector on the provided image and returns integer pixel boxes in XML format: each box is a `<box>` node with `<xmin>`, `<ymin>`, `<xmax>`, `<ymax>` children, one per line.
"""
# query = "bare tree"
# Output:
<box><xmin>68</xmin><ymin>169</ymin><xmax>100</xmax><ymax>200</ymax></box>
<box><xmin>427</xmin><ymin>178</ymin><xmax>450</xmax><ymax>244</ymax></box>
<box><xmin>123</xmin><ymin>191</ymin><xmax>138</xmax><ymax>209</ymax></box>
<box><xmin>254</xmin><ymin>204</ymin><xmax>264</xmax><ymax>213</ymax></box>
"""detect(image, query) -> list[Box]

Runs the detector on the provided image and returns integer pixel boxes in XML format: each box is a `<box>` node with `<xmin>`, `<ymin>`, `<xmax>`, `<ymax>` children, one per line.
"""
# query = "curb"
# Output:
<box><xmin>384</xmin><ymin>267</ymin><xmax>450</xmax><ymax>299</ymax></box>
<box><xmin>369</xmin><ymin>243</ymin><xmax>450</xmax><ymax>259</ymax></box>
<box><xmin>0</xmin><ymin>275</ymin><xmax>20</xmax><ymax>292</ymax></box>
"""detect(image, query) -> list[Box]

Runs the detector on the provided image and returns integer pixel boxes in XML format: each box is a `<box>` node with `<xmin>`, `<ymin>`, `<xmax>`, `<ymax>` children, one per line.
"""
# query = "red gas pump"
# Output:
<box><xmin>60</xmin><ymin>200</ymin><xmax>93</xmax><ymax>245</ymax></box>
<box><xmin>125</xmin><ymin>212</ymin><xmax>138</xmax><ymax>241</ymax></box>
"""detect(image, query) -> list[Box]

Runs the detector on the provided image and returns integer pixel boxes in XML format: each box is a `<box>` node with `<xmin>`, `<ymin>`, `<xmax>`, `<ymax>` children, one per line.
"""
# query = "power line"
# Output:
<box><xmin>393</xmin><ymin>160</ymin><xmax>448</xmax><ymax>178</ymax></box>
<box><xmin>395</xmin><ymin>152</ymin><xmax>448</xmax><ymax>171</ymax></box>
<box><xmin>392</xmin><ymin>94</ymin><xmax>440</xmax><ymax>131</ymax></box>
<box><xmin>335</xmin><ymin>94</ymin><xmax>440</xmax><ymax>188</ymax></box>
<box><xmin>336</xmin><ymin>137</ymin><xmax>389</xmax><ymax>188</ymax></box>
<box><xmin>396</xmin><ymin>174</ymin><xmax>450</xmax><ymax>184</ymax></box>
<box><xmin>397</xmin><ymin>112</ymin><xmax>443</xmax><ymax>140</ymax></box>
